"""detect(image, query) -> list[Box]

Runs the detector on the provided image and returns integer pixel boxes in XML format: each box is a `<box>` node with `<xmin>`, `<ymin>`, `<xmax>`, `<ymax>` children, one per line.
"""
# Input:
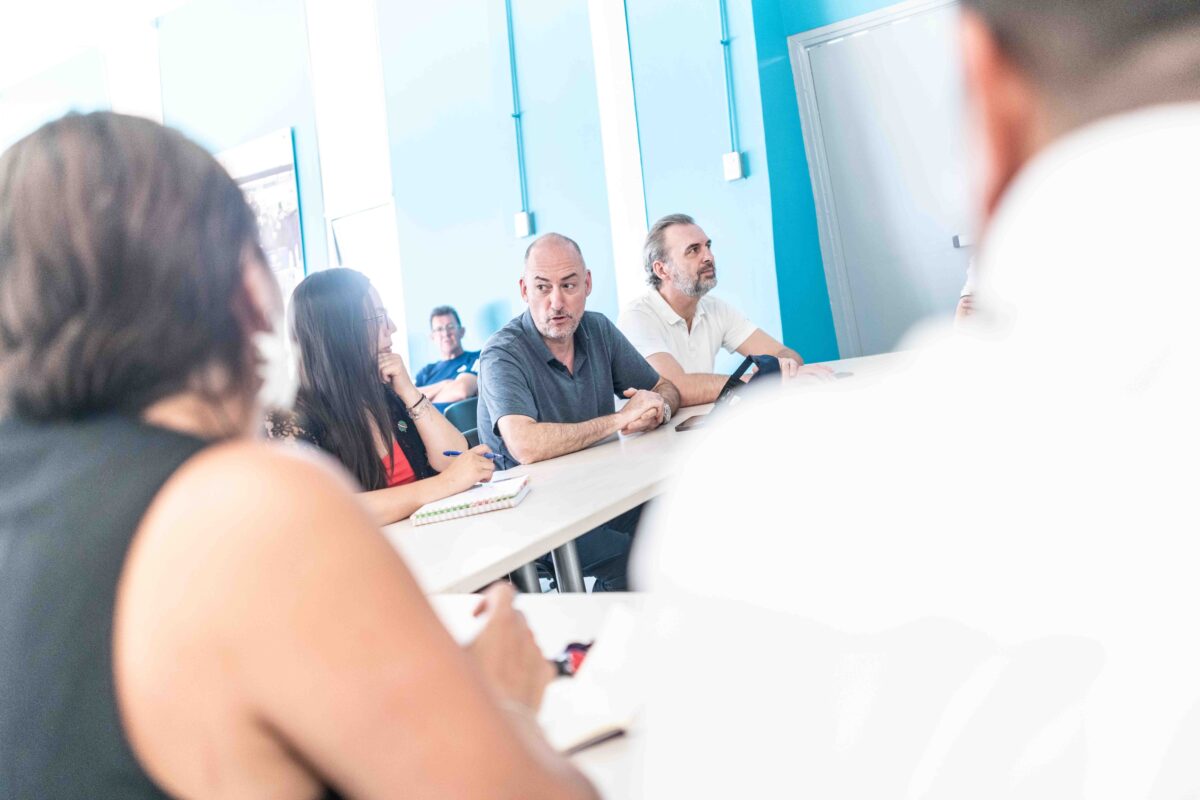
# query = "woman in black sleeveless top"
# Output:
<box><xmin>0</xmin><ymin>113</ymin><xmax>594</xmax><ymax>799</ymax></box>
<box><xmin>268</xmin><ymin>268</ymin><xmax>494</xmax><ymax>525</ymax></box>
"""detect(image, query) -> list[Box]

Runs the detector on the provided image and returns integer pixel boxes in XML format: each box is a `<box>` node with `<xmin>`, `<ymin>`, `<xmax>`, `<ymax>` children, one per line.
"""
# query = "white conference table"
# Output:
<box><xmin>384</xmin><ymin>351</ymin><xmax>907</xmax><ymax>594</ymax></box>
<box><xmin>383</xmin><ymin>403</ymin><xmax>711</xmax><ymax>593</ymax></box>
<box><xmin>430</xmin><ymin>592</ymin><xmax>644</xmax><ymax>799</ymax></box>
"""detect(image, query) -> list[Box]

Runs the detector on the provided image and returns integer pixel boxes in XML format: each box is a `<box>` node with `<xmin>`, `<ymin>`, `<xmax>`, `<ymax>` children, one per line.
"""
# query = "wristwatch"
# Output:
<box><xmin>661</xmin><ymin>400</ymin><xmax>673</xmax><ymax>424</ymax></box>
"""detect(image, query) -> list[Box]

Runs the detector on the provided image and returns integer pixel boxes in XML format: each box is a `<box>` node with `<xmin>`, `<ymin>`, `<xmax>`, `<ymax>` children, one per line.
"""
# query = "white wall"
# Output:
<box><xmin>588</xmin><ymin>0</ymin><xmax>649</xmax><ymax>310</ymax></box>
<box><xmin>304</xmin><ymin>0</ymin><xmax>409</xmax><ymax>362</ymax></box>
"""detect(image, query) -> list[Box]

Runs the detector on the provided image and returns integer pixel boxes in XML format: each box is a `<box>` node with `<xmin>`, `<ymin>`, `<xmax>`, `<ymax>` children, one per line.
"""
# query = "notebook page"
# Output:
<box><xmin>412</xmin><ymin>475</ymin><xmax>530</xmax><ymax>519</ymax></box>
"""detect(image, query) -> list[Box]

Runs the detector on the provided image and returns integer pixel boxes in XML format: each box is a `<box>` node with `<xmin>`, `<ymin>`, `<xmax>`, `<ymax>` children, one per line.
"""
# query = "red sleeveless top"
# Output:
<box><xmin>383</xmin><ymin>437</ymin><xmax>416</xmax><ymax>487</ymax></box>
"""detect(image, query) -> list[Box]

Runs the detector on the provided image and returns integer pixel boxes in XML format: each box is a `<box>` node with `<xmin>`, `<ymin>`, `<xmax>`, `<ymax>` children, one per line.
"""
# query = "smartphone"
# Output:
<box><xmin>675</xmin><ymin>413</ymin><xmax>708</xmax><ymax>432</ymax></box>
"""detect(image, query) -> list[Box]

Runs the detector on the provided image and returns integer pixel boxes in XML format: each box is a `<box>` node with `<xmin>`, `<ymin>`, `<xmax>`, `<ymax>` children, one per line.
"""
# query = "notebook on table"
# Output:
<box><xmin>539</xmin><ymin>603</ymin><xmax>643</xmax><ymax>754</ymax></box>
<box><xmin>411</xmin><ymin>475</ymin><xmax>531</xmax><ymax>526</ymax></box>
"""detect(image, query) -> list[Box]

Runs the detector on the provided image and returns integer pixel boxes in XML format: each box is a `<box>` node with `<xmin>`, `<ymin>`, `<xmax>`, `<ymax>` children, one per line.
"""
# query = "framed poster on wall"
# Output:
<box><xmin>217</xmin><ymin>128</ymin><xmax>306</xmax><ymax>300</ymax></box>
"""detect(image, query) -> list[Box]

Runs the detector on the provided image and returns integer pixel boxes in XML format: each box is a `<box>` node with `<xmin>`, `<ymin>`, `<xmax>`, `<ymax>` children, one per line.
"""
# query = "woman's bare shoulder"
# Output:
<box><xmin>141</xmin><ymin>438</ymin><xmax>367</xmax><ymax>563</ymax></box>
<box><xmin>116</xmin><ymin>440</ymin><xmax>425</xmax><ymax>798</ymax></box>
<box><xmin>188</xmin><ymin>435</ymin><xmax>336</xmax><ymax>476</ymax></box>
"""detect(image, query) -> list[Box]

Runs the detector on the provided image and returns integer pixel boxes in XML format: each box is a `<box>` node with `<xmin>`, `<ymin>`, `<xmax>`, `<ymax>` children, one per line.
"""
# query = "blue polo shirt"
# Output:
<box><xmin>415</xmin><ymin>350</ymin><xmax>480</xmax><ymax>411</ymax></box>
<box><xmin>477</xmin><ymin>310</ymin><xmax>661</xmax><ymax>469</ymax></box>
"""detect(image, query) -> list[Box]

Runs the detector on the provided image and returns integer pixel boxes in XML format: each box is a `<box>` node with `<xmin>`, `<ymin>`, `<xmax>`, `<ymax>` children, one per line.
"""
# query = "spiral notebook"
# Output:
<box><xmin>411</xmin><ymin>475</ymin><xmax>531</xmax><ymax>526</ymax></box>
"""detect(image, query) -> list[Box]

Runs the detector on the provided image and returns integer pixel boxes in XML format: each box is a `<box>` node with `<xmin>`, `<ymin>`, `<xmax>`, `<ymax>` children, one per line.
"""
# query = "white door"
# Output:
<box><xmin>790</xmin><ymin>0</ymin><xmax>975</xmax><ymax>357</ymax></box>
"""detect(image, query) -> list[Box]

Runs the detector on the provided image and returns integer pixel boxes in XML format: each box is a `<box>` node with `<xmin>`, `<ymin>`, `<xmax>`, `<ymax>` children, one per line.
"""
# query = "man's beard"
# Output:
<box><xmin>536</xmin><ymin>309</ymin><xmax>578</xmax><ymax>341</ymax></box>
<box><xmin>670</xmin><ymin>263</ymin><xmax>717</xmax><ymax>298</ymax></box>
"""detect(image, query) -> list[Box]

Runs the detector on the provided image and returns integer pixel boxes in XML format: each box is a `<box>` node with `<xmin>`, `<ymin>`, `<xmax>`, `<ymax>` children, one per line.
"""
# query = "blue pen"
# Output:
<box><xmin>443</xmin><ymin>450</ymin><xmax>501</xmax><ymax>460</ymax></box>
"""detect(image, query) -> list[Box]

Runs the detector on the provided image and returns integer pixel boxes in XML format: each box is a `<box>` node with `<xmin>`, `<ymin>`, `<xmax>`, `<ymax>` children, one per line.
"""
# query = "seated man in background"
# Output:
<box><xmin>414</xmin><ymin>305</ymin><xmax>479</xmax><ymax>410</ymax></box>
<box><xmin>478</xmin><ymin>232</ymin><xmax>681</xmax><ymax>590</ymax></box>
<box><xmin>618</xmin><ymin>213</ymin><xmax>831</xmax><ymax>406</ymax></box>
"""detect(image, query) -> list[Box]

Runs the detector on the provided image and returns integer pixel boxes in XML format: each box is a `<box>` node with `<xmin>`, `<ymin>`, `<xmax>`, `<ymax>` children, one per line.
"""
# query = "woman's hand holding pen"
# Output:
<box><xmin>437</xmin><ymin>444</ymin><xmax>496</xmax><ymax>493</ymax></box>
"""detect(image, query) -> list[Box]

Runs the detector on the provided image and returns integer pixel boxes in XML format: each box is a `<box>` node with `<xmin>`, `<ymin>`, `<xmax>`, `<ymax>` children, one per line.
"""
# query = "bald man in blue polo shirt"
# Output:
<box><xmin>478</xmin><ymin>232</ymin><xmax>681</xmax><ymax>590</ymax></box>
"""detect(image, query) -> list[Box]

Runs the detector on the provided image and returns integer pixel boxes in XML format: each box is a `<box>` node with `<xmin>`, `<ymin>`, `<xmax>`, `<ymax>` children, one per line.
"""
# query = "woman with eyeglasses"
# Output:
<box><xmin>270</xmin><ymin>269</ymin><xmax>495</xmax><ymax>525</ymax></box>
<box><xmin>0</xmin><ymin>112</ymin><xmax>593</xmax><ymax>799</ymax></box>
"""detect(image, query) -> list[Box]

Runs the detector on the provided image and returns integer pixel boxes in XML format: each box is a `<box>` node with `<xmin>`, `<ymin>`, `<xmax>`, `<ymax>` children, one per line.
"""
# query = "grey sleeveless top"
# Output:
<box><xmin>0</xmin><ymin>415</ymin><xmax>209</xmax><ymax>797</ymax></box>
<box><xmin>0</xmin><ymin>415</ymin><xmax>346</xmax><ymax>799</ymax></box>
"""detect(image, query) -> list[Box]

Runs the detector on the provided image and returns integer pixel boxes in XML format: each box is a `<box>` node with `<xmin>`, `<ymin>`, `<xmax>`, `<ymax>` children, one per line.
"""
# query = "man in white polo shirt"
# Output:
<box><xmin>617</xmin><ymin>213</ymin><xmax>830</xmax><ymax>406</ymax></box>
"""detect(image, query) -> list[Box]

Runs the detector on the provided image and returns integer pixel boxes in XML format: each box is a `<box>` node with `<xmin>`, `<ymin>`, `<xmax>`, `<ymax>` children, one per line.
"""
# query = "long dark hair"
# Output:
<box><xmin>290</xmin><ymin>269</ymin><xmax>396</xmax><ymax>490</ymax></box>
<box><xmin>0</xmin><ymin>112</ymin><xmax>265</xmax><ymax>420</ymax></box>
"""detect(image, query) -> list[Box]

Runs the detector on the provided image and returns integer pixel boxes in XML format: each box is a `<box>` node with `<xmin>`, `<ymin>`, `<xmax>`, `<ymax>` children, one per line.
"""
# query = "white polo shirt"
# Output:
<box><xmin>617</xmin><ymin>290</ymin><xmax>758</xmax><ymax>373</ymax></box>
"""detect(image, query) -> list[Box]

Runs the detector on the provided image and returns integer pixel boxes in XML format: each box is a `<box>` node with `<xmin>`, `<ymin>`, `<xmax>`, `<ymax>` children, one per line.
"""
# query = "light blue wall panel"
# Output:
<box><xmin>157</xmin><ymin>0</ymin><xmax>328</xmax><ymax>274</ymax></box>
<box><xmin>377</xmin><ymin>0</ymin><xmax>615</xmax><ymax>369</ymax></box>
<box><xmin>513</xmin><ymin>0</ymin><xmax>616</xmax><ymax>322</ymax></box>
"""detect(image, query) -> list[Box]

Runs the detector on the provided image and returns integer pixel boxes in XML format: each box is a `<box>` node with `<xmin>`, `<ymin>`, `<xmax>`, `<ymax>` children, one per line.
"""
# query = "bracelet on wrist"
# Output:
<box><xmin>407</xmin><ymin>393</ymin><xmax>431</xmax><ymax>420</ymax></box>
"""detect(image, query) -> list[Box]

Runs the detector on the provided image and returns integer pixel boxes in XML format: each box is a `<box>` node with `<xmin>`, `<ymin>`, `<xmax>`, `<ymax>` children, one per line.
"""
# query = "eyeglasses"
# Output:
<box><xmin>365</xmin><ymin>311</ymin><xmax>390</xmax><ymax>325</ymax></box>
<box><xmin>431</xmin><ymin>325</ymin><xmax>461</xmax><ymax>335</ymax></box>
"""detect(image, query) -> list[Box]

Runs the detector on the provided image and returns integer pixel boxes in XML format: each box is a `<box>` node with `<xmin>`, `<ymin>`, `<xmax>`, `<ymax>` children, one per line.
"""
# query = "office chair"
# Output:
<box><xmin>442</xmin><ymin>397</ymin><xmax>478</xmax><ymax>433</ymax></box>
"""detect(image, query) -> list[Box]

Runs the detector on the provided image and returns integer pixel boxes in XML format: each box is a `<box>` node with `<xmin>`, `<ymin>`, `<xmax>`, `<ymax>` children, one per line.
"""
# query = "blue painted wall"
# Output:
<box><xmin>377</xmin><ymin>0</ymin><xmax>616</xmax><ymax>369</ymax></box>
<box><xmin>157</xmin><ymin>0</ymin><xmax>328</xmax><ymax>274</ymax></box>
<box><xmin>778</xmin><ymin>0</ymin><xmax>900</xmax><ymax>32</ymax></box>
<box><xmin>752</xmin><ymin>0</ymin><xmax>901</xmax><ymax>358</ymax></box>
<box><xmin>0</xmin><ymin>50</ymin><xmax>110</xmax><ymax>153</ymax></box>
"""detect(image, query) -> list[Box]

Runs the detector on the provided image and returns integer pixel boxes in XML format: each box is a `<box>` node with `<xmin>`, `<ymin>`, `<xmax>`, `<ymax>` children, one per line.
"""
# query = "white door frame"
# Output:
<box><xmin>588</xmin><ymin>0</ymin><xmax>650</xmax><ymax>310</ymax></box>
<box><xmin>788</xmin><ymin>0</ymin><xmax>959</xmax><ymax>358</ymax></box>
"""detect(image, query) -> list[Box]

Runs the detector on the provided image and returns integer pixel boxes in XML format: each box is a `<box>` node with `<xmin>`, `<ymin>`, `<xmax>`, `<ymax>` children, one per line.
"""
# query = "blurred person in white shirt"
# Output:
<box><xmin>634</xmin><ymin>1</ymin><xmax>1200</xmax><ymax>798</ymax></box>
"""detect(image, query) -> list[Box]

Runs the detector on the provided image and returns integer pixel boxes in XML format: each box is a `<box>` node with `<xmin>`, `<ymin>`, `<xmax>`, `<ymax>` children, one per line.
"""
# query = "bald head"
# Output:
<box><xmin>524</xmin><ymin>233</ymin><xmax>584</xmax><ymax>273</ymax></box>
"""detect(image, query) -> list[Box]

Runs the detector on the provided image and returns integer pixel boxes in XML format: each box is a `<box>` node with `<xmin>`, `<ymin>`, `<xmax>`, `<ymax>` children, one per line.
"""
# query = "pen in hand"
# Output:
<box><xmin>443</xmin><ymin>450</ymin><xmax>501</xmax><ymax>460</ymax></box>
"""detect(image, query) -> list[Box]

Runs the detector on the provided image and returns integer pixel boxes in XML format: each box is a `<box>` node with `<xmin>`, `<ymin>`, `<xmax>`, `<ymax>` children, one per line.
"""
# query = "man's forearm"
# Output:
<box><xmin>508</xmin><ymin>415</ymin><xmax>624</xmax><ymax>464</ymax></box>
<box><xmin>653</xmin><ymin>377</ymin><xmax>683</xmax><ymax>415</ymax></box>
<box><xmin>417</xmin><ymin>380</ymin><xmax>451</xmax><ymax>400</ymax></box>
<box><xmin>436</xmin><ymin>374</ymin><xmax>478</xmax><ymax>404</ymax></box>
<box><xmin>665</xmin><ymin>373</ymin><xmax>726</xmax><ymax>406</ymax></box>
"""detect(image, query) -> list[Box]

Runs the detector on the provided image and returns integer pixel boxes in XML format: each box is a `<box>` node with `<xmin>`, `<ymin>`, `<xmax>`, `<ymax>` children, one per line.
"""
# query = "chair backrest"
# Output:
<box><xmin>463</xmin><ymin>427</ymin><xmax>480</xmax><ymax>448</ymax></box>
<box><xmin>443</xmin><ymin>397</ymin><xmax>478</xmax><ymax>432</ymax></box>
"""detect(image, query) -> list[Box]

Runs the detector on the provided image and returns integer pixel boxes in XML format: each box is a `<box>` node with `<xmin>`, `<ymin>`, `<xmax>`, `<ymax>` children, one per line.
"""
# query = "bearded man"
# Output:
<box><xmin>618</xmin><ymin>213</ymin><xmax>830</xmax><ymax>404</ymax></box>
